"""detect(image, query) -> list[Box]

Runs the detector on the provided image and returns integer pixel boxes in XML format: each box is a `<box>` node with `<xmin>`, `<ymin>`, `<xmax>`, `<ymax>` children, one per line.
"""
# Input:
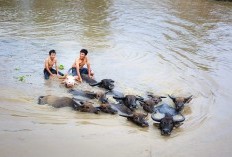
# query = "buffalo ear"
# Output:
<box><xmin>143</xmin><ymin>112</ymin><xmax>149</xmax><ymax>118</ymax></box>
<box><xmin>185</xmin><ymin>95</ymin><xmax>193</xmax><ymax>103</ymax></box>
<box><xmin>153</xmin><ymin>123</ymin><xmax>160</xmax><ymax>128</ymax></box>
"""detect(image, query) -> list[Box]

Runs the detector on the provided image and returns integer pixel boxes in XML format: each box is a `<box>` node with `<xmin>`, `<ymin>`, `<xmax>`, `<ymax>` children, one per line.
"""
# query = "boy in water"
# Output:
<box><xmin>44</xmin><ymin>50</ymin><xmax>64</xmax><ymax>80</ymax></box>
<box><xmin>71</xmin><ymin>49</ymin><xmax>94</xmax><ymax>82</ymax></box>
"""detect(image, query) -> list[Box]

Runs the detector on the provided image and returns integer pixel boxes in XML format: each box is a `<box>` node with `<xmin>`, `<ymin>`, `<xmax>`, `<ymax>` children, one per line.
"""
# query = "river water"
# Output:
<box><xmin>0</xmin><ymin>0</ymin><xmax>232</xmax><ymax>157</ymax></box>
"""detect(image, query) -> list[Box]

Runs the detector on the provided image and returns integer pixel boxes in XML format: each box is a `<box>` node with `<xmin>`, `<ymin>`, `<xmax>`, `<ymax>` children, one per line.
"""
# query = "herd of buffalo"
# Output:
<box><xmin>38</xmin><ymin>74</ymin><xmax>193</xmax><ymax>136</ymax></box>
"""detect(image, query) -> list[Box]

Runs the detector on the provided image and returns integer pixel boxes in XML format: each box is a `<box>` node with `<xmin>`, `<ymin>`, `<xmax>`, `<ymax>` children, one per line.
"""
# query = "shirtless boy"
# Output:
<box><xmin>44</xmin><ymin>50</ymin><xmax>64</xmax><ymax>80</ymax></box>
<box><xmin>71</xmin><ymin>49</ymin><xmax>94</xmax><ymax>82</ymax></box>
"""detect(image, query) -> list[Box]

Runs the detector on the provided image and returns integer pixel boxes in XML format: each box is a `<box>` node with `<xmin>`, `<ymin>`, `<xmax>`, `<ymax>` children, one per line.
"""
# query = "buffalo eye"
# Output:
<box><xmin>134</xmin><ymin>117</ymin><xmax>139</xmax><ymax>121</ymax></box>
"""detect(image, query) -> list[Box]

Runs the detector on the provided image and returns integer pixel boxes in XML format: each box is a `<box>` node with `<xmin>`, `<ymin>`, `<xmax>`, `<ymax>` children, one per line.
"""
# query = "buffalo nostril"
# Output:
<box><xmin>142</xmin><ymin>122</ymin><xmax>149</xmax><ymax>127</ymax></box>
<box><xmin>94</xmin><ymin>110</ymin><xmax>100</xmax><ymax>114</ymax></box>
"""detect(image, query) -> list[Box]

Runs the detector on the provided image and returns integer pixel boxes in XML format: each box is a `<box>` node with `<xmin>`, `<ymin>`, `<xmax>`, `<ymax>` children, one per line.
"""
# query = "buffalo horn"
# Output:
<box><xmin>136</xmin><ymin>95</ymin><xmax>144</xmax><ymax>101</ymax></box>
<box><xmin>105</xmin><ymin>90</ymin><xmax>110</xmax><ymax>94</ymax></box>
<box><xmin>89</xmin><ymin>82</ymin><xmax>101</xmax><ymax>86</ymax></box>
<box><xmin>119</xmin><ymin>114</ymin><xmax>133</xmax><ymax>118</ymax></box>
<box><xmin>173</xmin><ymin>114</ymin><xmax>185</xmax><ymax>123</ymax></box>
<box><xmin>185</xmin><ymin>95</ymin><xmax>193</xmax><ymax>103</ymax></box>
<box><xmin>147</xmin><ymin>94</ymin><xmax>154</xmax><ymax>98</ymax></box>
<box><xmin>113</xmin><ymin>96</ymin><xmax>125</xmax><ymax>100</ymax></box>
<box><xmin>168</xmin><ymin>94</ymin><xmax>176</xmax><ymax>100</ymax></box>
<box><xmin>151</xmin><ymin>112</ymin><xmax>165</xmax><ymax>122</ymax></box>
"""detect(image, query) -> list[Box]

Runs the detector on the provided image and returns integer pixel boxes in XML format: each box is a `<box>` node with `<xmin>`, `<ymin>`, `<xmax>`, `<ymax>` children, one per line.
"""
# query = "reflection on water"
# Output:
<box><xmin>0</xmin><ymin>0</ymin><xmax>232</xmax><ymax>157</ymax></box>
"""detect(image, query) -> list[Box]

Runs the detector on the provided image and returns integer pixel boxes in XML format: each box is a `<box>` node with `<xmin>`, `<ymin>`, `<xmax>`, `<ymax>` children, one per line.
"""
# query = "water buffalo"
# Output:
<box><xmin>69</xmin><ymin>89</ymin><xmax>109</xmax><ymax>104</ymax></box>
<box><xmin>120</xmin><ymin>112</ymin><xmax>149</xmax><ymax>127</ymax></box>
<box><xmin>113</xmin><ymin>95</ymin><xmax>144</xmax><ymax>111</ymax></box>
<box><xmin>151</xmin><ymin>104</ymin><xmax>185</xmax><ymax>135</ymax></box>
<box><xmin>38</xmin><ymin>95</ymin><xmax>100</xmax><ymax>114</ymax></box>
<box><xmin>89</xmin><ymin>79</ymin><xmax>115</xmax><ymax>90</ymax></box>
<box><xmin>111</xmin><ymin>103</ymin><xmax>149</xmax><ymax>127</ymax></box>
<box><xmin>168</xmin><ymin>95</ymin><xmax>193</xmax><ymax>112</ymax></box>
<box><xmin>139</xmin><ymin>94</ymin><xmax>166</xmax><ymax>113</ymax></box>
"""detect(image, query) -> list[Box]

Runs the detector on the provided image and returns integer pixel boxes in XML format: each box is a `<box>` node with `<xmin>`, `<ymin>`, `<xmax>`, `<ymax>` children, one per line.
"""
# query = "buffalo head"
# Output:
<box><xmin>113</xmin><ymin>95</ymin><xmax>144</xmax><ymax>111</ymax></box>
<box><xmin>151</xmin><ymin>112</ymin><xmax>185</xmax><ymax>136</ymax></box>
<box><xmin>139</xmin><ymin>95</ymin><xmax>166</xmax><ymax>113</ymax></box>
<box><xmin>73</xmin><ymin>101</ymin><xmax>100</xmax><ymax>114</ymax></box>
<box><xmin>168</xmin><ymin>95</ymin><xmax>193</xmax><ymax>112</ymax></box>
<box><xmin>89</xmin><ymin>79</ymin><xmax>115</xmax><ymax>90</ymax></box>
<box><xmin>97</xmin><ymin>103</ymin><xmax>118</xmax><ymax>114</ymax></box>
<box><xmin>120</xmin><ymin>112</ymin><xmax>149</xmax><ymax>127</ymax></box>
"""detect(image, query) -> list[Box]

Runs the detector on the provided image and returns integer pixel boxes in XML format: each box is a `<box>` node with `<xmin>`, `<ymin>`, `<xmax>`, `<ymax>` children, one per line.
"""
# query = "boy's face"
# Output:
<box><xmin>80</xmin><ymin>52</ymin><xmax>86</xmax><ymax>59</ymax></box>
<box><xmin>50</xmin><ymin>53</ymin><xmax>56</xmax><ymax>60</ymax></box>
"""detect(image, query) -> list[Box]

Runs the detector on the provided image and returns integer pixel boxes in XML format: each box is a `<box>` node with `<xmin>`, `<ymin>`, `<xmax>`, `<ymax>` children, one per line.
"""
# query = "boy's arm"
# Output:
<box><xmin>45</xmin><ymin>59</ymin><xmax>53</xmax><ymax>76</ymax></box>
<box><xmin>86</xmin><ymin>58</ymin><xmax>92</xmax><ymax>78</ymax></box>
<box><xmin>55</xmin><ymin>58</ymin><xmax>58</xmax><ymax>75</ymax></box>
<box><xmin>75</xmin><ymin>59</ymin><xmax>82</xmax><ymax>82</ymax></box>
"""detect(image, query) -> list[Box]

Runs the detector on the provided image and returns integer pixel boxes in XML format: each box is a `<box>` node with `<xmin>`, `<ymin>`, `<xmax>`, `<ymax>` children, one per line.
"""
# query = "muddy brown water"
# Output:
<box><xmin>0</xmin><ymin>0</ymin><xmax>232</xmax><ymax>157</ymax></box>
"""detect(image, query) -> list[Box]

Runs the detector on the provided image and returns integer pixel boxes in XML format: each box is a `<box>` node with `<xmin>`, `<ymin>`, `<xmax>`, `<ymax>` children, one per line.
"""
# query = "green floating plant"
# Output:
<box><xmin>18</xmin><ymin>76</ymin><xmax>26</xmax><ymax>82</ymax></box>
<box><xmin>59</xmin><ymin>64</ymin><xmax>64</xmax><ymax>70</ymax></box>
<box><xmin>14</xmin><ymin>68</ymin><xmax>20</xmax><ymax>71</ymax></box>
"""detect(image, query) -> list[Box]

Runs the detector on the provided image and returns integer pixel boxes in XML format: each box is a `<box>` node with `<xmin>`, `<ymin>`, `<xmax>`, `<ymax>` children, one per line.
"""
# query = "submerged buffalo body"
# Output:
<box><xmin>69</xmin><ymin>89</ymin><xmax>109</xmax><ymax>104</ymax></box>
<box><xmin>80</xmin><ymin>74</ymin><xmax>97</xmax><ymax>84</ymax></box>
<box><xmin>168</xmin><ymin>95</ymin><xmax>193</xmax><ymax>112</ymax></box>
<box><xmin>38</xmin><ymin>95</ymin><xmax>100</xmax><ymax>114</ymax></box>
<box><xmin>113</xmin><ymin>95</ymin><xmax>144</xmax><ymax>111</ymax></box>
<box><xmin>90</xmin><ymin>79</ymin><xmax>115</xmax><ymax>90</ymax></box>
<box><xmin>151</xmin><ymin>104</ymin><xmax>185</xmax><ymax>135</ymax></box>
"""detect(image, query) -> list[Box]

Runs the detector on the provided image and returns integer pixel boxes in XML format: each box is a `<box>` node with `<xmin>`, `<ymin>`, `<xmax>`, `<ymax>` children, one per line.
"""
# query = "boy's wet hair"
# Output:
<box><xmin>80</xmin><ymin>49</ymin><xmax>88</xmax><ymax>55</ymax></box>
<box><xmin>49</xmin><ymin>49</ymin><xmax>56</xmax><ymax>55</ymax></box>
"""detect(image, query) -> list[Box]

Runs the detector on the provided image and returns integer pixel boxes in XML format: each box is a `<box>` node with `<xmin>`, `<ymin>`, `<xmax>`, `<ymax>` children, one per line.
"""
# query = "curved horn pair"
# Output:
<box><xmin>151</xmin><ymin>112</ymin><xmax>185</xmax><ymax>123</ymax></box>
